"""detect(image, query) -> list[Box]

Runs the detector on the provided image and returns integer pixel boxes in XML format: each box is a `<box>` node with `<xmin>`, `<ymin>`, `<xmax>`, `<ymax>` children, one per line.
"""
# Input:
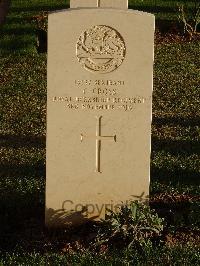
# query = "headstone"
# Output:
<box><xmin>70</xmin><ymin>0</ymin><xmax>128</xmax><ymax>9</ymax></box>
<box><xmin>46</xmin><ymin>0</ymin><xmax>154</xmax><ymax>227</ymax></box>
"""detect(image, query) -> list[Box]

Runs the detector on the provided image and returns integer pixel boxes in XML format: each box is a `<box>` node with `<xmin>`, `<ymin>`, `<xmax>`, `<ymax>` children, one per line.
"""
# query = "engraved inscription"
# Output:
<box><xmin>52</xmin><ymin>78</ymin><xmax>149</xmax><ymax>112</ymax></box>
<box><xmin>75</xmin><ymin>80</ymin><xmax>125</xmax><ymax>86</ymax></box>
<box><xmin>81</xmin><ymin>116</ymin><xmax>116</xmax><ymax>173</ymax></box>
<box><xmin>53</xmin><ymin>95</ymin><xmax>147</xmax><ymax>112</ymax></box>
<box><xmin>76</xmin><ymin>25</ymin><xmax>126</xmax><ymax>74</ymax></box>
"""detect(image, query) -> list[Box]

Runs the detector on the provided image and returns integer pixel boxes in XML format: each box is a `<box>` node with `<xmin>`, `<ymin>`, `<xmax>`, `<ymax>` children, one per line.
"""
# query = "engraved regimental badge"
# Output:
<box><xmin>76</xmin><ymin>25</ymin><xmax>126</xmax><ymax>74</ymax></box>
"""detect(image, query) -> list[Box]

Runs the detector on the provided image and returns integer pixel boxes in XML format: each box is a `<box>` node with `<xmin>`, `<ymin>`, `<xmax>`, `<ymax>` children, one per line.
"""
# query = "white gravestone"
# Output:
<box><xmin>46</xmin><ymin>0</ymin><xmax>154</xmax><ymax>227</ymax></box>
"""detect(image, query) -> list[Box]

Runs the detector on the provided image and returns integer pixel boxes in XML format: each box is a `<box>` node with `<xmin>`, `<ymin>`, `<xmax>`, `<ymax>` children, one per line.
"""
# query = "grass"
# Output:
<box><xmin>152</xmin><ymin>43</ymin><xmax>200</xmax><ymax>191</ymax></box>
<box><xmin>0</xmin><ymin>0</ymin><xmax>200</xmax><ymax>264</ymax></box>
<box><xmin>0</xmin><ymin>0</ymin><xmax>198</xmax><ymax>54</ymax></box>
<box><xmin>129</xmin><ymin>0</ymin><xmax>199</xmax><ymax>19</ymax></box>
<box><xmin>1</xmin><ymin>245</ymin><xmax>200</xmax><ymax>265</ymax></box>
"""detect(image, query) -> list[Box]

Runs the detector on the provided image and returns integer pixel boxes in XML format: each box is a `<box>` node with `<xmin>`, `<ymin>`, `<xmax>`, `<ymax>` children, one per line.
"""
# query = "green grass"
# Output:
<box><xmin>0</xmin><ymin>0</ymin><xmax>200</xmax><ymax>264</ymax></box>
<box><xmin>0</xmin><ymin>0</ymin><xmax>68</xmax><ymax>55</ymax></box>
<box><xmin>1</xmin><ymin>245</ymin><xmax>200</xmax><ymax>266</ymax></box>
<box><xmin>129</xmin><ymin>0</ymin><xmax>199</xmax><ymax>19</ymax></box>
<box><xmin>0</xmin><ymin>0</ymin><xmax>198</xmax><ymax>55</ymax></box>
<box><xmin>152</xmin><ymin>43</ymin><xmax>200</xmax><ymax>193</ymax></box>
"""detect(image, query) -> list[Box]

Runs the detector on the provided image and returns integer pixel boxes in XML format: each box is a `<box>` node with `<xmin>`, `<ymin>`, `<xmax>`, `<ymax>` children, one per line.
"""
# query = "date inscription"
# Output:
<box><xmin>51</xmin><ymin>79</ymin><xmax>148</xmax><ymax>112</ymax></box>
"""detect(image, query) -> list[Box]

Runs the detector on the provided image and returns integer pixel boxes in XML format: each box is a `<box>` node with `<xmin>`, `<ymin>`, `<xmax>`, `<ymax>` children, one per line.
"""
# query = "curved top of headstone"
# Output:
<box><xmin>70</xmin><ymin>0</ymin><xmax>128</xmax><ymax>9</ymax></box>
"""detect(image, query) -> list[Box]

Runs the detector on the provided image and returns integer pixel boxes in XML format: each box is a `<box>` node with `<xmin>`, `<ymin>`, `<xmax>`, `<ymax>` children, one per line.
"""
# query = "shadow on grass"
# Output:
<box><xmin>0</xmin><ymin>12</ymin><xmax>36</xmax><ymax>53</ymax></box>
<box><xmin>0</xmin><ymin>134</ymin><xmax>45</xmax><ymax>148</ymax></box>
<box><xmin>2</xmin><ymin>16</ymin><xmax>25</xmax><ymax>24</ymax></box>
<box><xmin>0</xmin><ymin>186</ymin><xmax>44</xmax><ymax>251</ymax></box>
<box><xmin>150</xmin><ymin>199</ymin><xmax>199</xmax><ymax>227</ymax></box>
<box><xmin>0</xmin><ymin>162</ymin><xmax>45</xmax><ymax>178</ymax></box>
<box><xmin>153</xmin><ymin>116</ymin><xmax>200</xmax><ymax>127</ymax></box>
<box><xmin>155</xmin><ymin>19</ymin><xmax>184</xmax><ymax>33</ymax></box>
<box><xmin>128</xmin><ymin>5</ymin><xmax>178</xmax><ymax>14</ymax></box>
<box><xmin>152</xmin><ymin>138</ymin><xmax>200</xmax><ymax>155</ymax></box>
<box><xmin>1</xmin><ymin>25</ymin><xmax>35</xmax><ymax>36</ymax></box>
<box><xmin>11</xmin><ymin>4</ymin><xmax>69</xmax><ymax>13</ymax></box>
<box><xmin>151</xmin><ymin>166</ymin><xmax>200</xmax><ymax>186</ymax></box>
<box><xmin>0</xmin><ymin>37</ymin><xmax>35</xmax><ymax>54</ymax></box>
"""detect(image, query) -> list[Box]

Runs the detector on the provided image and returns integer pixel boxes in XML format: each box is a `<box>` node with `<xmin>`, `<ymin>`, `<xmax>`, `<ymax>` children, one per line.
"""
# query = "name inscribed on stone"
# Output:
<box><xmin>52</xmin><ymin>79</ymin><xmax>148</xmax><ymax>112</ymax></box>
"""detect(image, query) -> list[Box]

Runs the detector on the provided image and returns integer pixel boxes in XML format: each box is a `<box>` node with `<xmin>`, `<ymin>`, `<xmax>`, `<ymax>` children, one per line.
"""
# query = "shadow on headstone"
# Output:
<box><xmin>46</xmin><ymin>207</ymin><xmax>99</xmax><ymax>227</ymax></box>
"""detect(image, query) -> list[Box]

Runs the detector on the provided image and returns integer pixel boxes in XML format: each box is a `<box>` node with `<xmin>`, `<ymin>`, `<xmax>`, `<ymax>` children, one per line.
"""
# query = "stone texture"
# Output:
<box><xmin>70</xmin><ymin>0</ymin><xmax>128</xmax><ymax>9</ymax></box>
<box><xmin>70</xmin><ymin>0</ymin><xmax>97</xmax><ymax>8</ymax></box>
<box><xmin>46</xmin><ymin>7</ymin><xmax>154</xmax><ymax>227</ymax></box>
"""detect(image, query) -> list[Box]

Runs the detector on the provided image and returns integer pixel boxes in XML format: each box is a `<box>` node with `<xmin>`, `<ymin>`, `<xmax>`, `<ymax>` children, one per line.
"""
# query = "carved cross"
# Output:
<box><xmin>81</xmin><ymin>116</ymin><xmax>116</xmax><ymax>173</ymax></box>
